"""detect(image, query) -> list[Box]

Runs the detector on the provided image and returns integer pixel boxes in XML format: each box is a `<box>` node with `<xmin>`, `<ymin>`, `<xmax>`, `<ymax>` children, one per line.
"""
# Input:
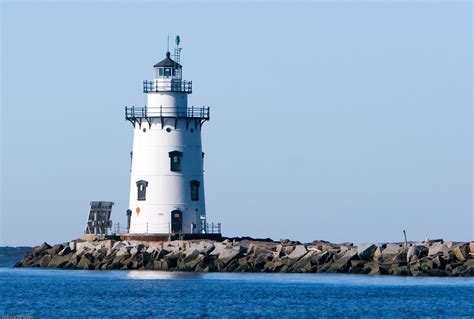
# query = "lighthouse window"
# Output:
<box><xmin>190</xmin><ymin>180</ymin><xmax>200</xmax><ymax>201</ymax></box>
<box><xmin>164</xmin><ymin>68</ymin><xmax>172</xmax><ymax>77</ymax></box>
<box><xmin>169</xmin><ymin>151</ymin><xmax>183</xmax><ymax>172</ymax></box>
<box><xmin>158</xmin><ymin>68</ymin><xmax>164</xmax><ymax>76</ymax></box>
<box><xmin>136</xmin><ymin>180</ymin><xmax>148</xmax><ymax>201</ymax></box>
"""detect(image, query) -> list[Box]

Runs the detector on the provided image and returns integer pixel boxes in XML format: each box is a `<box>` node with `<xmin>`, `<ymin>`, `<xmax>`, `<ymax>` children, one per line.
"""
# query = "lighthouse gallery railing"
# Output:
<box><xmin>143</xmin><ymin>80</ymin><xmax>192</xmax><ymax>93</ymax></box>
<box><xmin>125</xmin><ymin>106</ymin><xmax>210</xmax><ymax>120</ymax></box>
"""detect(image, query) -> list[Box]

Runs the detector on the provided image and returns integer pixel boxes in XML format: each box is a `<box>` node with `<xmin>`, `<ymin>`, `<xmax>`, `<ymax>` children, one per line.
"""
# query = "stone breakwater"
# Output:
<box><xmin>15</xmin><ymin>239</ymin><xmax>474</xmax><ymax>276</ymax></box>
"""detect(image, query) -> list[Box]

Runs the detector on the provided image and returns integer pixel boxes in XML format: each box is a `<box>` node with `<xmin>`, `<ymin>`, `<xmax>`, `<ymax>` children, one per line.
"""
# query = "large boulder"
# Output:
<box><xmin>116</xmin><ymin>246</ymin><xmax>130</xmax><ymax>257</ymax></box>
<box><xmin>350</xmin><ymin>260</ymin><xmax>370</xmax><ymax>274</ymax></box>
<box><xmin>273</xmin><ymin>245</ymin><xmax>283</xmax><ymax>258</ymax></box>
<box><xmin>58</xmin><ymin>246</ymin><xmax>72</xmax><ymax>256</ymax></box>
<box><xmin>77</xmin><ymin>255</ymin><xmax>95</xmax><ymax>270</ymax></box>
<box><xmin>357</xmin><ymin>244</ymin><xmax>377</xmax><ymax>261</ymax></box>
<box><xmin>428</xmin><ymin>242</ymin><xmax>450</xmax><ymax>256</ymax></box>
<box><xmin>288</xmin><ymin>245</ymin><xmax>307</xmax><ymax>260</ymax></box>
<box><xmin>217</xmin><ymin>246</ymin><xmax>242</xmax><ymax>265</ymax></box>
<box><xmin>389</xmin><ymin>265</ymin><xmax>410</xmax><ymax>276</ymax></box>
<box><xmin>453</xmin><ymin>245</ymin><xmax>469</xmax><ymax>262</ymax></box>
<box><xmin>31</xmin><ymin>242</ymin><xmax>52</xmax><ymax>257</ymax></box>
<box><xmin>39</xmin><ymin>255</ymin><xmax>52</xmax><ymax>267</ymax></box>
<box><xmin>48</xmin><ymin>255</ymin><xmax>71</xmax><ymax>268</ymax></box>
<box><xmin>309</xmin><ymin>251</ymin><xmax>331</xmax><ymax>265</ymax></box>
<box><xmin>182</xmin><ymin>249</ymin><xmax>200</xmax><ymax>264</ymax></box>
<box><xmin>432</xmin><ymin>255</ymin><xmax>447</xmax><ymax>270</ymax></box>
<box><xmin>328</xmin><ymin>249</ymin><xmax>358</xmax><ymax>272</ymax></box>
<box><xmin>189</xmin><ymin>241</ymin><xmax>215</xmax><ymax>255</ymax></box>
<box><xmin>407</xmin><ymin>245</ymin><xmax>429</xmax><ymax>262</ymax></box>
<box><xmin>393</xmin><ymin>250</ymin><xmax>408</xmax><ymax>263</ymax></box>
<box><xmin>209</xmin><ymin>242</ymin><xmax>227</xmax><ymax>257</ymax></box>
<box><xmin>282</xmin><ymin>245</ymin><xmax>296</xmax><ymax>256</ymax></box>
<box><xmin>364</xmin><ymin>262</ymin><xmax>388</xmax><ymax>275</ymax></box>
<box><xmin>130</xmin><ymin>243</ymin><xmax>145</xmax><ymax>255</ymax></box>
<box><xmin>76</xmin><ymin>241</ymin><xmax>99</xmax><ymax>254</ymax></box>
<box><xmin>164</xmin><ymin>251</ymin><xmax>182</xmax><ymax>268</ymax></box>
<box><xmin>381</xmin><ymin>244</ymin><xmax>404</xmax><ymax>256</ymax></box>
<box><xmin>48</xmin><ymin>244</ymin><xmax>64</xmax><ymax>255</ymax></box>
<box><xmin>264</xmin><ymin>259</ymin><xmax>284</xmax><ymax>272</ymax></box>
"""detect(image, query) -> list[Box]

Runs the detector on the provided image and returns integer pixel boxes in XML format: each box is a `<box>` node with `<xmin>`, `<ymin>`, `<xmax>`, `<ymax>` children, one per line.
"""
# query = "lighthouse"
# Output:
<box><xmin>125</xmin><ymin>36</ymin><xmax>210</xmax><ymax>236</ymax></box>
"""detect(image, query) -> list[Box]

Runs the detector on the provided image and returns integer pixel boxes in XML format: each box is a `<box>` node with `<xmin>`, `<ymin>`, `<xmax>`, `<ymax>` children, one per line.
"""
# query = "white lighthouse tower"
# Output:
<box><xmin>125</xmin><ymin>36</ymin><xmax>210</xmax><ymax>236</ymax></box>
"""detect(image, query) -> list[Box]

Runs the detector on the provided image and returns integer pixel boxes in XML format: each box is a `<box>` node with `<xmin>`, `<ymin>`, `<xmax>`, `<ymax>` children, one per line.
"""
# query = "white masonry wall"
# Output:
<box><xmin>128</xmin><ymin>91</ymin><xmax>206</xmax><ymax>234</ymax></box>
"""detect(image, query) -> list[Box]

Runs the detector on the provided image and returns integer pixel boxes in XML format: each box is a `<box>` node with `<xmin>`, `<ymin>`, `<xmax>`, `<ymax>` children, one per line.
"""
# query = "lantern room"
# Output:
<box><xmin>153</xmin><ymin>51</ymin><xmax>182</xmax><ymax>80</ymax></box>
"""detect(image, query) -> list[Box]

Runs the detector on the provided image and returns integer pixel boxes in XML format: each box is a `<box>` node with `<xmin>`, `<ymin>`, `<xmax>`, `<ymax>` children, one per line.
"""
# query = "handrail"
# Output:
<box><xmin>143</xmin><ymin>80</ymin><xmax>192</xmax><ymax>93</ymax></box>
<box><xmin>113</xmin><ymin>221</ymin><xmax>221</xmax><ymax>235</ymax></box>
<box><xmin>125</xmin><ymin>106</ymin><xmax>210</xmax><ymax>120</ymax></box>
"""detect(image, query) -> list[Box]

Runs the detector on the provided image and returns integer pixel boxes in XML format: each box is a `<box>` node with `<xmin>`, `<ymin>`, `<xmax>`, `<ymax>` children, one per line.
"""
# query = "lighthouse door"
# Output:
<box><xmin>171</xmin><ymin>210</ymin><xmax>183</xmax><ymax>234</ymax></box>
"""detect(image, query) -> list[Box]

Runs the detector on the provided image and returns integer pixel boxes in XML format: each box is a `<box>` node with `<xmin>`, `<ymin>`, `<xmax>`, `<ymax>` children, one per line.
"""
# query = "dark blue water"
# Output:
<box><xmin>1</xmin><ymin>268</ymin><xmax>473</xmax><ymax>318</ymax></box>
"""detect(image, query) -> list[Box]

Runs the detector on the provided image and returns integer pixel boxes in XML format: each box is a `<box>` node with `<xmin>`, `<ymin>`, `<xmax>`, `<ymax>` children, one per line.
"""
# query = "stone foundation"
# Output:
<box><xmin>15</xmin><ymin>238</ymin><xmax>474</xmax><ymax>276</ymax></box>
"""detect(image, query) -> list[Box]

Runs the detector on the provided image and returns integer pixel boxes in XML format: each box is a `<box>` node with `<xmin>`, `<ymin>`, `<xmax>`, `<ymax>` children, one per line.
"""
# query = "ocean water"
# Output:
<box><xmin>0</xmin><ymin>268</ymin><xmax>473</xmax><ymax>318</ymax></box>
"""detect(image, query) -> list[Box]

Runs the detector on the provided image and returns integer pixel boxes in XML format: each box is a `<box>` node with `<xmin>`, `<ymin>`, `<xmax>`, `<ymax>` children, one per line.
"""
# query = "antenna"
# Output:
<box><xmin>167</xmin><ymin>34</ymin><xmax>170</xmax><ymax>52</ymax></box>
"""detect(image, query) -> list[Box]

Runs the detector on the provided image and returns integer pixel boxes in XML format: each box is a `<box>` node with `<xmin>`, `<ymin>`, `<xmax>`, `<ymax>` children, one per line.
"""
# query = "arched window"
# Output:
<box><xmin>169</xmin><ymin>151</ymin><xmax>183</xmax><ymax>172</ymax></box>
<box><xmin>136</xmin><ymin>180</ymin><xmax>148</xmax><ymax>201</ymax></box>
<box><xmin>190</xmin><ymin>180</ymin><xmax>200</xmax><ymax>201</ymax></box>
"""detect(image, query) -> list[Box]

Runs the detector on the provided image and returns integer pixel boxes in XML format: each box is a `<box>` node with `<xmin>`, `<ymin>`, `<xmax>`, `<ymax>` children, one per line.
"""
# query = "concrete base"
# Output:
<box><xmin>118</xmin><ymin>233</ymin><xmax>222</xmax><ymax>242</ymax></box>
<box><xmin>80</xmin><ymin>234</ymin><xmax>108</xmax><ymax>241</ymax></box>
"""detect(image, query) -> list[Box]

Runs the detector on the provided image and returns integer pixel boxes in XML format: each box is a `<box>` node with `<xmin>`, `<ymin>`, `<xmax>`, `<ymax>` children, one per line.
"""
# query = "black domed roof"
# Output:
<box><xmin>153</xmin><ymin>52</ymin><xmax>182</xmax><ymax>68</ymax></box>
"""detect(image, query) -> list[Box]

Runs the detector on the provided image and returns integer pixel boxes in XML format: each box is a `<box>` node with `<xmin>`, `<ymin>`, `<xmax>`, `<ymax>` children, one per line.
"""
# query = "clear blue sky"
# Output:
<box><xmin>1</xmin><ymin>1</ymin><xmax>472</xmax><ymax>246</ymax></box>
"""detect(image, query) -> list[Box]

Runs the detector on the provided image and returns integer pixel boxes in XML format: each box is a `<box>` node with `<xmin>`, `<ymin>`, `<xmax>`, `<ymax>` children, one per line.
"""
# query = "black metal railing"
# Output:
<box><xmin>143</xmin><ymin>80</ymin><xmax>192</xmax><ymax>93</ymax></box>
<box><xmin>206</xmin><ymin>222</ymin><xmax>222</xmax><ymax>234</ymax></box>
<box><xmin>125</xmin><ymin>106</ymin><xmax>209</xmax><ymax>120</ymax></box>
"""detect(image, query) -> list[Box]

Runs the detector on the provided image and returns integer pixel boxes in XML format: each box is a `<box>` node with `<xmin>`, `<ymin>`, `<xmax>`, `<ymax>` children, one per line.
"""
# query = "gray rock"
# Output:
<box><xmin>146</xmin><ymin>246</ymin><xmax>157</xmax><ymax>254</ymax></box>
<box><xmin>373</xmin><ymin>247</ymin><xmax>382</xmax><ymax>259</ymax></box>
<box><xmin>39</xmin><ymin>255</ymin><xmax>52</xmax><ymax>267</ymax></box>
<box><xmin>264</xmin><ymin>259</ymin><xmax>284</xmax><ymax>271</ymax></box>
<box><xmin>428</xmin><ymin>242</ymin><xmax>450</xmax><ymax>256</ymax></box>
<box><xmin>393</xmin><ymin>250</ymin><xmax>408</xmax><ymax>263</ymax></box>
<box><xmin>112</xmin><ymin>241</ymin><xmax>126</xmax><ymax>251</ymax></box>
<box><xmin>116</xmin><ymin>247</ymin><xmax>130</xmax><ymax>257</ymax></box>
<box><xmin>357</xmin><ymin>244</ymin><xmax>377</xmax><ymax>261</ymax></box>
<box><xmin>288</xmin><ymin>245</ymin><xmax>308</xmax><ymax>260</ymax></box>
<box><xmin>432</xmin><ymin>255</ymin><xmax>447</xmax><ymax>269</ymax></box>
<box><xmin>68</xmin><ymin>241</ymin><xmax>76</xmax><ymax>251</ymax></box>
<box><xmin>189</xmin><ymin>241</ymin><xmax>215</xmax><ymax>255</ymax></box>
<box><xmin>77</xmin><ymin>255</ymin><xmax>94</xmax><ymax>270</ymax></box>
<box><xmin>209</xmin><ymin>242</ymin><xmax>227</xmax><ymax>256</ymax></box>
<box><xmin>407</xmin><ymin>245</ymin><xmax>429</xmax><ymax>262</ymax></box>
<box><xmin>48</xmin><ymin>255</ymin><xmax>70</xmax><ymax>268</ymax></box>
<box><xmin>389</xmin><ymin>265</ymin><xmax>410</xmax><ymax>276</ymax></box>
<box><xmin>153</xmin><ymin>249</ymin><xmax>169</xmax><ymax>260</ymax></box>
<box><xmin>367</xmin><ymin>263</ymin><xmax>388</xmax><ymax>275</ymax></box>
<box><xmin>310</xmin><ymin>251</ymin><xmax>331</xmax><ymax>265</ymax></box>
<box><xmin>182</xmin><ymin>249</ymin><xmax>200</xmax><ymax>264</ymax></box>
<box><xmin>185</xmin><ymin>254</ymin><xmax>204</xmax><ymax>269</ymax></box>
<box><xmin>329</xmin><ymin>249</ymin><xmax>358</xmax><ymax>272</ymax></box>
<box><xmin>453</xmin><ymin>245</ymin><xmax>468</xmax><ymax>262</ymax></box>
<box><xmin>32</xmin><ymin>242</ymin><xmax>51</xmax><ymax>257</ymax></box>
<box><xmin>273</xmin><ymin>244</ymin><xmax>283</xmax><ymax>258</ymax></box>
<box><xmin>58</xmin><ymin>246</ymin><xmax>72</xmax><ymax>256</ymax></box>
<box><xmin>217</xmin><ymin>246</ymin><xmax>242</xmax><ymax>265</ymax></box>
<box><xmin>381</xmin><ymin>244</ymin><xmax>403</xmax><ymax>256</ymax></box>
<box><xmin>282</xmin><ymin>245</ymin><xmax>296</xmax><ymax>256</ymax></box>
